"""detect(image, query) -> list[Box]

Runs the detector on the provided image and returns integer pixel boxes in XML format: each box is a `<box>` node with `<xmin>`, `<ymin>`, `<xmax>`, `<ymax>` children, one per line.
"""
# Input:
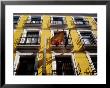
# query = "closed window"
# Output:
<box><xmin>74</xmin><ymin>16</ymin><xmax>88</xmax><ymax>25</ymax></box>
<box><xmin>51</xmin><ymin>17</ymin><xmax>64</xmax><ymax>25</ymax></box>
<box><xmin>20</xmin><ymin>31</ymin><xmax>39</xmax><ymax>45</ymax></box>
<box><xmin>31</xmin><ymin>16</ymin><xmax>41</xmax><ymax>24</ymax></box>
<box><xmin>80</xmin><ymin>31</ymin><xmax>96</xmax><ymax>46</ymax></box>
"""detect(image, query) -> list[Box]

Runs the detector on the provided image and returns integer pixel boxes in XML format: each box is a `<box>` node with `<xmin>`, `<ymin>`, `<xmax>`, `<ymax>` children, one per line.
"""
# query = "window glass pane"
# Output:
<box><xmin>83</xmin><ymin>39</ymin><xmax>90</xmax><ymax>44</ymax></box>
<box><xmin>76</xmin><ymin>21</ymin><xmax>83</xmax><ymax>24</ymax></box>
<box><xmin>20</xmin><ymin>38</ymin><xmax>25</xmax><ymax>44</ymax></box>
<box><xmin>31</xmin><ymin>38</ymin><xmax>37</xmax><ymax>43</ymax></box>
<box><xmin>31</xmin><ymin>16</ymin><xmax>41</xmax><ymax>21</ymax></box>
<box><xmin>26</xmin><ymin>38</ymin><xmax>31</xmax><ymax>43</ymax></box>
<box><xmin>14</xmin><ymin>16</ymin><xmax>20</xmax><ymax>21</ymax></box>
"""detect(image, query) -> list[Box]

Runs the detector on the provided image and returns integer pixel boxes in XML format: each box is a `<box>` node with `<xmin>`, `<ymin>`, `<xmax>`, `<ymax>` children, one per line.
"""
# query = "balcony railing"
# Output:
<box><xmin>25</xmin><ymin>19</ymin><xmax>42</xmax><ymax>28</ymax></box>
<box><xmin>82</xmin><ymin>38</ymin><xmax>96</xmax><ymax>45</ymax></box>
<box><xmin>51</xmin><ymin>20</ymin><xmax>65</xmax><ymax>25</ymax></box>
<box><xmin>74</xmin><ymin>20</ymin><xmax>90</xmax><ymax>28</ymax></box>
<box><xmin>16</xmin><ymin>36</ymin><xmax>40</xmax><ymax>51</ymax></box>
<box><xmin>18</xmin><ymin>36</ymin><xmax>40</xmax><ymax>45</ymax></box>
<box><xmin>50</xmin><ymin>20</ymin><xmax>67</xmax><ymax>29</ymax></box>
<box><xmin>73</xmin><ymin>16</ymin><xmax>90</xmax><ymax>28</ymax></box>
<box><xmin>81</xmin><ymin>37</ymin><xmax>97</xmax><ymax>51</ymax></box>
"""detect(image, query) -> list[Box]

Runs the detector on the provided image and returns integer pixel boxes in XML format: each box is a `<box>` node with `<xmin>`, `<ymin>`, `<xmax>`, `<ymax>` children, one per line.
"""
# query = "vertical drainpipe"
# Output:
<box><xmin>38</xmin><ymin>15</ymin><xmax>51</xmax><ymax>75</ymax></box>
<box><xmin>42</xmin><ymin>36</ymin><xmax>47</xmax><ymax>75</ymax></box>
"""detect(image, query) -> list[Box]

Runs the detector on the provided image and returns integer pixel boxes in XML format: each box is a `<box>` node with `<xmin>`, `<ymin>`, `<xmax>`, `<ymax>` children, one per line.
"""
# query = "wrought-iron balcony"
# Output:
<box><xmin>25</xmin><ymin>16</ymin><xmax>42</xmax><ymax>28</ymax></box>
<box><xmin>79</xmin><ymin>31</ymin><xmax>97</xmax><ymax>51</ymax></box>
<box><xmin>16</xmin><ymin>36</ymin><xmax>40</xmax><ymax>51</ymax></box>
<box><xmin>81</xmin><ymin>37</ymin><xmax>97</xmax><ymax>51</ymax></box>
<box><xmin>50</xmin><ymin>17</ymin><xmax>67</xmax><ymax>29</ymax></box>
<box><xmin>74</xmin><ymin>17</ymin><xmax>90</xmax><ymax>28</ymax></box>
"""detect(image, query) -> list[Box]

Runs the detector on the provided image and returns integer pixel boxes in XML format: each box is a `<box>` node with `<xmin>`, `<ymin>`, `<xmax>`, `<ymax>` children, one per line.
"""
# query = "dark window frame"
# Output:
<box><xmin>19</xmin><ymin>31</ymin><xmax>40</xmax><ymax>45</ymax></box>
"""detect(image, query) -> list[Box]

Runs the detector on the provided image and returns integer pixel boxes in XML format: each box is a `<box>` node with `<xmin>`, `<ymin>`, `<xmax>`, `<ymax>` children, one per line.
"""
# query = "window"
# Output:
<box><xmin>52</xmin><ymin>31</ymin><xmax>72</xmax><ymax>45</ymax></box>
<box><xmin>15</xmin><ymin>55</ymin><xmax>37</xmax><ymax>75</ymax></box>
<box><xmin>13</xmin><ymin>15</ymin><xmax>20</xmax><ymax>24</ymax></box>
<box><xmin>51</xmin><ymin>17</ymin><xmax>64</xmax><ymax>25</ymax></box>
<box><xmin>83</xmin><ymin>38</ymin><xmax>91</xmax><ymax>45</ymax></box>
<box><xmin>55</xmin><ymin>55</ymin><xmax>75</xmax><ymax>75</ymax></box>
<box><xmin>19</xmin><ymin>31</ymin><xmax>40</xmax><ymax>45</ymax></box>
<box><xmin>74</xmin><ymin>16</ymin><xmax>88</xmax><ymax>25</ymax></box>
<box><xmin>80</xmin><ymin>31</ymin><xmax>96</xmax><ymax>46</ymax></box>
<box><xmin>90</xmin><ymin>55</ymin><xmax>97</xmax><ymax>72</ymax></box>
<box><xmin>54</xmin><ymin>31</ymin><xmax>67</xmax><ymax>37</ymax></box>
<box><xmin>30</xmin><ymin>16</ymin><xmax>41</xmax><ymax>24</ymax></box>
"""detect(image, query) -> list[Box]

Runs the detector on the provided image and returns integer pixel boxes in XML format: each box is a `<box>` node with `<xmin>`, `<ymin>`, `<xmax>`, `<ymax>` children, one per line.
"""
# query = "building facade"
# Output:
<box><xmin>13</xmin><ymin>14</ymin><xmax>97</xmax><ymax>75</ymax></box>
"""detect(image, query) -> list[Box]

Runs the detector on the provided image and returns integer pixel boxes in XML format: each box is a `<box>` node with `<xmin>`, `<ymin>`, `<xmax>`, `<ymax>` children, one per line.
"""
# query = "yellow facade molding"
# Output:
<box><xmin>65</xmin><ymin>16</ymin><xmax>75</xmax><ymax>29</ymax></box>
<box><xmin>74</xmin><ymin>52</ymin><xmax>92</xmax><ymax>75</ymax></box>
<box><xmin>85</xmin><ymin>16</ymin><xmax>97</xmax><ymax>36</ymax></box>
<box><xmin>85</xmin><ymin>16</ymin><xmax>97</xmax><ymax>31</ymax></box>
<box><xmin>42</xmin><ymin>15</ymin><xmax>51</xmax><ymax>29</ymax></box>
<box><xmin>45</xmin><ymin>53</ymin><xmax>52</xmax><ymax>75</ymax></box>
<box><xmin>70</xmin><ymin>30</ymin><xmax>84</xmax><ymax>52</ymax></box>
<box><xmin>85</xmin><ymin>16</ymin><xmax>97</xmax><ymax>30</ymax></box>
<box><xmin>17</xmin><ymin>15</ymin><xmax>29</xmax><ymax>28</ymax></box>
<box><xmin>14</xmin><ymin>15</ymin><xmax>29</xmax><ymax>50</ymax></box>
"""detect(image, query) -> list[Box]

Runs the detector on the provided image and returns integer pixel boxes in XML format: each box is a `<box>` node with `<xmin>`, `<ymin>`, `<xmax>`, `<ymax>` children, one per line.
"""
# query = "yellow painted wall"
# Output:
<box><xmin>74</xmin><ymin>52</ymin><xmax>92</xmax><ymax>75</ymax></box>
<box><xmin>66</xmin><ymin>16</ymin><xmax>84</xmax><ymax>51</ymax></box>
<box><xmin>65</xmin><ymin>16</ymin><xmax>75</xmax><ymax>29</ymax></box>
<box><xmin>14</xmin><ymin>15</ymin><xmax>95</xmax><ymax>76</ymax></box>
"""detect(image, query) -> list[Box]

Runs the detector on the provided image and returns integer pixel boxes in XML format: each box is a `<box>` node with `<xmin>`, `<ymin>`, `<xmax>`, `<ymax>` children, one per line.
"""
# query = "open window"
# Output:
<box><xmin>53</xmin><ymin>55</ymin><xmax>75</xmax><ymax>75</ymax></box>
<box><xmin>52</xmin><ymin>30</ymin><xmax>72</xmax><ymax>45</ymax></box>
<box><xmin>15</xmin><ymin>55</ymin><xmax>37</xmax><ymax>75</ymax></box>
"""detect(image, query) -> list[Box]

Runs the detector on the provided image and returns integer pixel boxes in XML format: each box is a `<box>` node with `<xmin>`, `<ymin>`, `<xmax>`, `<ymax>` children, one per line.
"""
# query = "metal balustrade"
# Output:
<box><xmin>18</xmin><ymin>36</ymin><xmax>40</xmax><ymax>45</ymax></box>
<box><xmin>73</xmin><ymin>16</ymin><xmax>90</xmax><ymax>28</ymax></box>
<box><xmin>79</xmin><ymin>31</ymin><xmax>97</xmax><ymax>51</ymax></box>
